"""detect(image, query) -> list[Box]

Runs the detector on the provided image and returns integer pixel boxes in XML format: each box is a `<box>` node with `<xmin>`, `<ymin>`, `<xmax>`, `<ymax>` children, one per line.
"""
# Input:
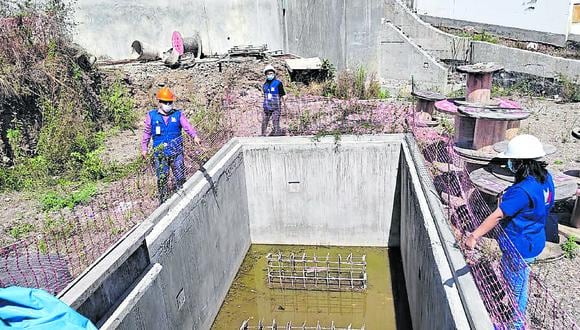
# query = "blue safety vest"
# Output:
<box><xmin>263</xmin><ymin>79</ymin><xmax>282</xmax><ymax>111</ymax></box>
<box><xmin>149</xmin><ymin>109</ymin><xmax>183</xmax><ymax>156</ymax></box>
<box><xmin>501</xmin><ymin>173</ymin><xmax>555</xmax><ymax>258</ymax></box>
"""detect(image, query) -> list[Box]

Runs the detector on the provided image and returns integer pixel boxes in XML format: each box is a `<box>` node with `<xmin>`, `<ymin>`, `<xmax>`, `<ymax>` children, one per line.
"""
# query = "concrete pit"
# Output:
<box><xmin>59</xmin><ymin>135</ymin><xmax>492</xmax><ymax>329</ymax></box>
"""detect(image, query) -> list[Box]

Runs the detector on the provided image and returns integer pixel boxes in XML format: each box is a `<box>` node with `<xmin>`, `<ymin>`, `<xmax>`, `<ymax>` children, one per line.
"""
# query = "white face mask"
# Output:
<box><xmin>160</xmin><ymin>103</ymin><xmax>173</xmax><ymax>113</ymax></box>
<box><xmin>507</xmin><ymin>159</ymin><xmax>516</xmax><ymax>173</ymax></box>
<box><xmin>267</xmin><ymin>73</ymin><xmax>275</xmax><ymax>81</ymax></box>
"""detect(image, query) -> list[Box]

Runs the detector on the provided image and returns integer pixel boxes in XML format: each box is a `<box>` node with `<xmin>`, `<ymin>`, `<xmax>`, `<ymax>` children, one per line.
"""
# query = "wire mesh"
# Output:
<box><xmin>0</xmin><ymin>94</ymin><xmax>576</xmax><ymax>329</ymax></box>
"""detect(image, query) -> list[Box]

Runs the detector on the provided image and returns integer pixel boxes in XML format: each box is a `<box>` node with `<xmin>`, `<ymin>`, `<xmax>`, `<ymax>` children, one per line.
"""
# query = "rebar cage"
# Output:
<box><xmin>240</xmin><ymin>319</ymin><xmax>365</xmax><ymax>330</ymax></box>
<box><xmin>266</xmin><ymin>252</ymin><xmax>367</xmax><ymax>292</ymax></box>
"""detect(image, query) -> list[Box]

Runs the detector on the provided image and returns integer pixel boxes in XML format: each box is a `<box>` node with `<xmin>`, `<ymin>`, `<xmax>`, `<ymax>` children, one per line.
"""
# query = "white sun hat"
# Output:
<box><xmin>497</xmin><ymin>134</ymin><xmax>546</xmax><ymax>159</ymax></box>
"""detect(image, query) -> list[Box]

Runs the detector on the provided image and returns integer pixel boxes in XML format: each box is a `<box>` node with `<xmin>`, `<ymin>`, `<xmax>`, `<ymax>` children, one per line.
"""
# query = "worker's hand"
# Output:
<box><xmin>141</xmin><ymin>150</ymin><xmax>147</xmax><ymax>159</ymax></box>
<box><xmin>193</xmin><ymin>136</ymin><xmax>202</xmax><ymax>145</ymax></box>
<box><xmin>464</xmin><ymin>232</ymin><xmax>478</xmax><ymax>250</ymax></box>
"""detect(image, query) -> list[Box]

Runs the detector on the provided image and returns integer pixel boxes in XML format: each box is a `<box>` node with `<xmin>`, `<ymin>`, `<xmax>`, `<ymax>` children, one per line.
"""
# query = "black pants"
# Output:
<box><xmin>262</xmin><ymin>108</ymin><xmax>281</xmax><ymax>136</ymax></box>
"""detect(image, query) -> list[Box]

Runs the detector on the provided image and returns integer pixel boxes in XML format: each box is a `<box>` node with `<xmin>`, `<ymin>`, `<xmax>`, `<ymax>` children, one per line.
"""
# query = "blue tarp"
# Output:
<box><xmin>0</xmin><ymin>286</ymin><xmax>97</xmax><ymax>329</ymax></box>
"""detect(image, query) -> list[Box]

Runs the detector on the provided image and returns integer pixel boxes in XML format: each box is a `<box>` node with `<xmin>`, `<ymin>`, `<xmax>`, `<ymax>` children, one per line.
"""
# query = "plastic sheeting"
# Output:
<box><xmin>0</xmin><ymin>286</ymin><xmax>97</xmax><ymax>329</ymax></box>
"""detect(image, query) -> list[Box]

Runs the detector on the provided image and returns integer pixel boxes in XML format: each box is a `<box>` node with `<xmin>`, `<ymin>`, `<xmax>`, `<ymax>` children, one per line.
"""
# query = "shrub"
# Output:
<box><xmin>39</xmin><ymin>182</ymin><xmax>97</xmax><ymax>211</ymax></box>
<box><xmin>100</xmin><ymin>80</ymin><xmax>137</xmax><ymax>130</ymax></box>
<box><xmin>189</xmin><ymin>97</ymin><xmax>225</xmax><ymax>135</ymax></box>
<box><xmin>558</xmin><ymin>75</ymin><xmax>580</xmax><ymax>102</ymax></box>
<box><xmin>561</xmin><ymin>235</ymin><xmax>578</xmax><ymax>259</ymax></box>
<box><xmin>472</xmin><ymin>31</ymin><xmax>498</xmax><ymax>44</ymax></box>
<box><xmin>330</xmin><ymin>66</ymin><xmax>384</xmax><ymax>99</ymax></box>
<box><xmin>9</xmin><ymin>222</ymin><xmax>35</xmax><ymax>239</ymax></box>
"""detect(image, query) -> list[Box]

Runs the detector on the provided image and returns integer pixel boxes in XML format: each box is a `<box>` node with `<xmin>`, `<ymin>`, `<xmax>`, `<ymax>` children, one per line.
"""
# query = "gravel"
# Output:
<box><xmin>520</xmin><ymin>96</ymin><xmax>579</xmax><ymax>325</ymax></box>
<box><xmin>531</xmin><ymin>256</ymin><xmax>580</xmax><ymax>324</ymax></box>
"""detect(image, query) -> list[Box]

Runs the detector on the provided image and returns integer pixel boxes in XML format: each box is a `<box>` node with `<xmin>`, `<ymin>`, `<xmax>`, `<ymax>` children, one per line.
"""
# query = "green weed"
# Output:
<box><xmin>558</xmin><ymin>74</ymin><xmax>580</xmax><ymax>102</ymax></box>
<box><xmin>472</xmin><ymin>31</ymin><xmax>498</xmax><ymax>44</ymax></box>
<box><xmin>6</xmin><ymin>128</ymin><xmax>22</xmax><ymax>162</ymax></box>
<box><xmin>561</xmin><ymin>235</ymin><xmax>578</xmax><ymax>259</ymax></box>
<box><xmin>189</xmin><ymin>97</ymin><xmax>225</xmax><ymax>135</ymax></box>
<box><xmin>39</xmin><ymin>183</ymin><xmax>97</xmax><ymax>211</ymax></box>
<box><xmin>100</xmin><ymin>80</ymin><xmax>137</xmax><ymax>130</ymax></box>
<box><xmin>43</xmin><ymin>215</ymin><xmax>76</xmax><ymax>240</ymax></box>
<box><xmin>440</xmin><ymin>117</ymin><xmax>455</xmax><ymax>136</ymax></box>
<box><xmin>9</xmin><ymin>223</ymin><xmax>35</xmax><ymax>239</ymax></box>
<box><xmin>38</xmin><ymin>239</ymin><xmax>48</xmax><ymax>254</ymax></box>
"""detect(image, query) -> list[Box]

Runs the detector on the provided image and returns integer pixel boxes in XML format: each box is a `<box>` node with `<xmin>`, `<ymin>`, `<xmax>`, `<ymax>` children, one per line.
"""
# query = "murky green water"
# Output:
<box><xmin>212</xmin><ymin>245</ymin><xmax>401</xmax><ymax>329</ymax></box>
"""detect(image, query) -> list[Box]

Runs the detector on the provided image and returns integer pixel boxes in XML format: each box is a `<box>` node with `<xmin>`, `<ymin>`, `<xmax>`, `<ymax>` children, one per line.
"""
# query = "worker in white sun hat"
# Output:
<box><xmin>261</xmin><ymin>64</ymin><xmax>287</xmax><ymax>136</ymax></box>
<box><xmin>465</xmin><ymin>134</ymin><xmax>555</xmax><ymax>324</ymax></box>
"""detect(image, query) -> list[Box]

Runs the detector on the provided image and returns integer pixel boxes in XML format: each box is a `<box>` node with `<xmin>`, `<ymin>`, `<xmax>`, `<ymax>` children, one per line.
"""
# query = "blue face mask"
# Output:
<box><xmin>267</xmin><ymin>74</ymin><xmax>275</xmax><ymax>81</ymax></box>
<box><xmin>507</xmin><ymin>159</ymin><xmax>516</xmax><ymax>173</ymax></box>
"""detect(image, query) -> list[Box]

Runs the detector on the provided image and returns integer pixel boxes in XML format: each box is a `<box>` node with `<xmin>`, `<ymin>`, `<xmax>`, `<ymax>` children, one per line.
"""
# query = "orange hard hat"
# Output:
<box><xmin>156</xmin><ymin>87</ymin><xmax>175</xmax><ymax>101</ymax></box>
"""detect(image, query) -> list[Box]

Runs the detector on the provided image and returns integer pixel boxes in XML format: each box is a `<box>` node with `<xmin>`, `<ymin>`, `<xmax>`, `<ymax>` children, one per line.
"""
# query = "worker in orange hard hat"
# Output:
<box><xmin>141</xmin><ymin>86</ymin><xmax>201</xmax><ymax>203</ymax></box>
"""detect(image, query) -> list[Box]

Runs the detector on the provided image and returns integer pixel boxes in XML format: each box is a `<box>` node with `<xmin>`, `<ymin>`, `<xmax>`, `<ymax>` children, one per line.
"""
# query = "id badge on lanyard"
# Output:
<box><xmin>155</xmin><ymin>121</ymin><xmax>161</xmax><ymax>135</ymax></box>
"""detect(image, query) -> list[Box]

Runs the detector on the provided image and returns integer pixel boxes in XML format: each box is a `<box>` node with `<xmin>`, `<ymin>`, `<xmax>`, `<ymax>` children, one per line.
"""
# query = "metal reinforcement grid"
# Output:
<box><xmin>266</xmin><ymin>252</ymin><xmax>367</xmax><ymax>292</ymax></box>
<box><xmin>240</xmin><ymin>319</ymin><xmax>365</xmax><ymax>330</ymax></box>
<box><xmin>0</xmin><ymin>95</ymin><xmax>577</xmax><ymax>329</ymax></box>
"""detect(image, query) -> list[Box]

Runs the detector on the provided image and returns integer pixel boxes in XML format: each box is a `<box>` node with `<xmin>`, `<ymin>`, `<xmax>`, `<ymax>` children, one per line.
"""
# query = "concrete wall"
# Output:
<box><xmin>74</xmin><ymin>0</ymin><xmax>282</xmax><ymax>59</ymax></box>
<box><xmin>243</xmin><ymin>135</ymin><xmax>401</xmax><ymax>247</ymax></box>
<box><xmin>414</xmin><ymin>0</ymin><xmax>572</xmax><ymax>45</ymax></box>
<box><xmin>399</xmin><ymin>136</ymin><xmax>493</xmax><ymax>330</ymax></box>
<box><xmin>471</xmin><ymin>41</ymin><xmax>580</xmax><ymax>79</ymax></box>
<box><xmin>144</xmin><ymin>140</ymin><xmax>251</xmax><ymax>330</ymax></box>
<box><xmin>385</xmin><ymin>0</ymin><xmax>470</xmax><ymax>62</ymax></box>
<box><xmin>378</xmin><ymin>22</ymin><xmax>450</xmax><ymax>93</ymax></box>
<box><xmin>283</xmin><ymin>0</ymin><xmax>384</xmax><ymax>71</ymax></box>
<box><xmin>64</xmin><ymin>135</ymin><xmax>492</xmax><ymax>329</ymax></box>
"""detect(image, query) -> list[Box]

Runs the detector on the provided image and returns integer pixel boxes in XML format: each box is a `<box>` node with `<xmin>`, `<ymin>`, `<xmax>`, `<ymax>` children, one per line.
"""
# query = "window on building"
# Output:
<box><xmin>573</xmin><ymin>4</ymin><xmax>580</xmax><ymax>23</ymax></box>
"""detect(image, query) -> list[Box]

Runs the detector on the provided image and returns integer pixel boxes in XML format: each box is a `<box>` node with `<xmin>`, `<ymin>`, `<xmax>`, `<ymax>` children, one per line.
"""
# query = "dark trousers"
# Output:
<box><xmin>154</xmin><ymin>152</ymin><xmax>185</xmax><ymax>203</ymax></box>
<box><xmin>262</xmin><ymin>108</ymin><xmax>281</xmax><ymax>136</ymax></box>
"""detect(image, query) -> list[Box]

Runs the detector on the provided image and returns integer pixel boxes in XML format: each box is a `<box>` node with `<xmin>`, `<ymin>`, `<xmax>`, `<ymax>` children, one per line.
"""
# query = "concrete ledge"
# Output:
<box><xmin>402</xmin><ymin>135</ymin><xmax>493</xmax><ymax>329</ymax></box>
<box><xmin>421</xmin><ymin>15</ymin><xmax>567</xmax><ymax>47</ymax></box>
<box><xmin>99</xmin><ymin>263</ymin><xmax>165</xmax><ymax>330</ymax></box>
<box><xmin>471</xmin><ymin>41</ymin><xmax>580</xmax><ymax>80</ymax></box>
<box><xmin>59</xmin><ymin>218</ymin><xmax>154</xmax><ymax>324</ymax></box>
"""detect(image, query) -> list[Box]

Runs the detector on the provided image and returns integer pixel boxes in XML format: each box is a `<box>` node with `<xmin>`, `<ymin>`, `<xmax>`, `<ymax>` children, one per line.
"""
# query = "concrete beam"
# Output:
<box><xmin>471</xmin><ymin>41</ymin><xmax>580</xmax><ymax>81</ymax></box>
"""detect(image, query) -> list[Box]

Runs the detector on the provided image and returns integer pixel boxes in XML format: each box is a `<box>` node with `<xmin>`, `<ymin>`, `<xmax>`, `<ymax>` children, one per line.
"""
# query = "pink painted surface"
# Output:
<box><xmin>172</xmin><ymin>31</ymin><xmax>184</xmax><ymax>55</ymax></box>
<box><xmin>435</xmin><ymin>99</ymin><xmax>458</xmax><ymax>114</ymax></box>
<box><xmin>498</xmin><ymin>99</ymin><xmax>521</xmax><ymax>109</ymax></box>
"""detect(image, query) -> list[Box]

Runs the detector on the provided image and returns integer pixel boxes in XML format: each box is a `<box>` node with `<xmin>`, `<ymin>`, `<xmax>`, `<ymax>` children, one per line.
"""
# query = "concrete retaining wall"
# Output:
<box><xmin>99</xmin><ymin>264</ymin><xmax>166</xmax><ymax>330</ymax></box>
<box><xmin>415</xmin><ymin>0</ymin><xmax>571</xmax><ymax>46</ymax></box>
<box><xmin>284</xmin><ymin>0</ymin><xmax>384</xmax><ymax>71</ymax></box>
<box><xmin>243</xmin><ymin>135</ymin><xmax>401</xmax><ymax>247</ymax></box>
<box><xmin>384</xmin><ymin>0</ymin><xmax>470</xmax><ymax>62</ymax></box>
<box><xmin>471</xmin><ymin>41</ymin><xmax>580</xmax><ymax>80</ymax></box>
<box><xmin>378</xmin><ymin>22</ymin><xmax>450</xmax><ymax>93</ymax></box>
<box><xmin>399</xmin><ymin>136</ymin><xmax>493</xmax><ymax>330</ymax></box>
<box><xmin>144</xmin><ymin>140</ymin><xmax>251</xmax><ymax>330</ymax></box>
<box><xmin>63</xmin><ymin>135</ymin><xmax>491</xmax><ymax>329</ymax></box>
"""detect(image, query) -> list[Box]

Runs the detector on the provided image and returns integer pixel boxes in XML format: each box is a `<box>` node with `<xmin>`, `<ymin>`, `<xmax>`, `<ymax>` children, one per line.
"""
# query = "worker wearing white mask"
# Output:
<box><xmin>261</xmin><ymin>64</ymin><xmax>287</xmax><ymax>136</ymax></box>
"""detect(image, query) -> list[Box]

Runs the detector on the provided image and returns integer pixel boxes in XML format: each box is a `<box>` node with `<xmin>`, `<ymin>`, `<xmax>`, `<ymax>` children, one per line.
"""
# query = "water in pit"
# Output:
<box><xmin>212</xmin><ymin>245</ymin><xmax>411</xmax><ymax>329</ymax></box>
